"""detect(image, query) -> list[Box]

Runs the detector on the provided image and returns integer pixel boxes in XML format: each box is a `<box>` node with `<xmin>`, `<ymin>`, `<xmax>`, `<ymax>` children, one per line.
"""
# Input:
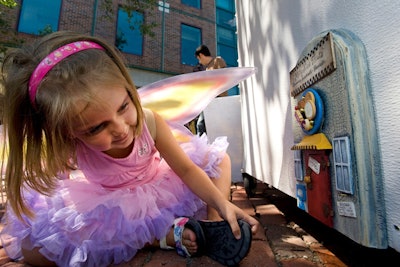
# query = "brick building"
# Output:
<box><xmin>0</xmin><ymin>0</ymin><xmax>237</xmax><ymax>89</ymax></box>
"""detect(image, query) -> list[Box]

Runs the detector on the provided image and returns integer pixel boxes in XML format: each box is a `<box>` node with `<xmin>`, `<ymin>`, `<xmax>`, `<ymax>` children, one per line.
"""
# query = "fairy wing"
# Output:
<box><xmin>138</xmin><ymin>67</ymin><xmax>257</xmax><ymax>142</ymax></box>
<box><xmin>139</xmin><ymin>67</ymin><xmax>256</xmax><ymax>124</ymax></box>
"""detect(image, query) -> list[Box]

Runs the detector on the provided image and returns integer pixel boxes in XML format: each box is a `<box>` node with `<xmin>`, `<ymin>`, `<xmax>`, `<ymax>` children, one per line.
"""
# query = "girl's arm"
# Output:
<box><xmin>151</xmin><ymin>110</ymin><xmax>259</xmax><ymax>237</ymax></box>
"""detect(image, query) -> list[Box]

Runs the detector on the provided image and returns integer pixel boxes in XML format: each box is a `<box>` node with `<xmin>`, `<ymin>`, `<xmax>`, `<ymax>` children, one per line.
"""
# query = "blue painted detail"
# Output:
<box><xmin>296</xmin><ymin>183</ymin><xmax>307</xmax><ymax>211</ymax></box>
<box><xmin>302</xmin><ymin>88</ymin><xmax>324</xmax><ymax>135</ymax></box>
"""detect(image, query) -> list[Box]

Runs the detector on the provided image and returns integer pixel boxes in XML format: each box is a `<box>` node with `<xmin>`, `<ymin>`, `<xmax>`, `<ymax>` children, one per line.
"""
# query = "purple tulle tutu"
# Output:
<box><xmin>0</xmin><ymin>122</ymin><xmax>228</xmax><ymax>267</ymax></box>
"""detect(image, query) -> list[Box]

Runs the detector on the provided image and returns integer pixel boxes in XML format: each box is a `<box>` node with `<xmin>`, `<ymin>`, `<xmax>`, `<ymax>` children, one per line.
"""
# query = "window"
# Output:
<box><xmin>296</xmin><ymin>183</ymin><xmax>307</xmax><ymax>211</ymax></box>
<box><xmin>181</xmin><ymin>24</ymin><xmax>201</xmax><ymax>66</ymax></box>
<box><xmin>294</xmin><ymin>150</ymin><xmax>304</xmax><ymax>181</ymax></box>
<box><xmin>216</xmin><ymin>0</ymin><xmax>234</xmax><ymax>12</ymax></box>
<box><xmin>215</xmin><ymin>0</ymin><xmax>238</xmax><ymax>94</ymax></box>
<box><xmin>217</xmin><ymin>29</ymin><xmax>237</xmax><ymax>66</ymax></box>
<box><xmin>181</xmin><ymin>0</ymin><xmax>201</xmax><ymax>9</ymax></box>
<box><xmin>333</xmin><ymin>136</ymin><xmax>354</xmax><ymax>194</ymax></box>
<box><xmin>215</xmin><ymin>0</ymin><xmax>237</xmax><ymax>68</ymax></box>
<box><xmin>116</xmin><ymin>8</ymin><xmax>144</xmax><ymax>55</ymax></box>
<box><xmin>216</xmin><ymin>8</ymin><xmax>236</xmax><ymax>29</ymax></box>
<box><xmin>217</xmin><ymin>27</ymin><xmax>236</xmax><ymax>47</ymax></box>
<box><xmin>18</xmin><ymin>0</ymin><xmax>61</xmax><ymax>35</ymax></box>
<box><xmin>217</xmin><ymin>44</ymin><xmax>237</xmax><ymax>67</ymax></box>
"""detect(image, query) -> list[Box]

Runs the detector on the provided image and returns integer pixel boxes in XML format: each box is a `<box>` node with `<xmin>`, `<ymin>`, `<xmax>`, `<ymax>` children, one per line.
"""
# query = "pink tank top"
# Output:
<box><xmin>75</xmin><ymin>120</ymin><xmax>161</xmax><ymax>190</ymax></box>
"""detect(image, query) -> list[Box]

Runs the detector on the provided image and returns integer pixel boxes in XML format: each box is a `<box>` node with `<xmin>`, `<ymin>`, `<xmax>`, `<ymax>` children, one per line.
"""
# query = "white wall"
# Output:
<box><xmin>235</xmin><ymin>0</ymin><xmax>400</xmax><ymax>251</ymax></box>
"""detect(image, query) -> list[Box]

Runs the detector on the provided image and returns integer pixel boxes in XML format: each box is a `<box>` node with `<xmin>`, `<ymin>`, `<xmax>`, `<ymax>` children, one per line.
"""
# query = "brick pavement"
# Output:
<box><xmin>0</xmin><ymin>182</ymin><xmax>347</xmax><ymax>267</ymax></box>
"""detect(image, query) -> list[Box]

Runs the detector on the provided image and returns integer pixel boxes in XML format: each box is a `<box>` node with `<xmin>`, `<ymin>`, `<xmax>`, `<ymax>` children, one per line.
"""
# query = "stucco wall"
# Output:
<box><xmin>235</xmin><ymin>0</ymin><xmax>400</xmax><ymax>251</ymax></box>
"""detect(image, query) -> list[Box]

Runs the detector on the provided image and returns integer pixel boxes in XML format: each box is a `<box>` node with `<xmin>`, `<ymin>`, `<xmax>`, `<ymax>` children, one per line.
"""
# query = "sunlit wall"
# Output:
<box><xmin>235</xmin><ymin>0</ymin><xmax>400</xmax><ymax>252</ymax></box>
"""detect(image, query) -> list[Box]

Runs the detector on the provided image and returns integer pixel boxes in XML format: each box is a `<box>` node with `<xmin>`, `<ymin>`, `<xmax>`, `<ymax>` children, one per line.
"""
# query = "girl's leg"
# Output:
<box><xmin>208</xmin><ymin>153</ymin><xmax>232</xmax><ymax>221</ymax></box>
<box><xmin>153</xmin><ymin>226</ymin><xmax>198</xmax><ymax>255</ymax></box>
<box><xmin>21</xmin><ymin>247</ymin><xmax>56</xmax><ymax>267</ymax></box>
<box><xmin>154</xmin><ymin>154</ymin><xmax>232</xmax><ymax>254</ymax></box>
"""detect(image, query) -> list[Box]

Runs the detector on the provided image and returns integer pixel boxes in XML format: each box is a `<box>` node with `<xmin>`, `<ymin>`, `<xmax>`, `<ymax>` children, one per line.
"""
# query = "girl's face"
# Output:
<box><xmin>72</xmin><ymin>85</ymin><xmax>138</xmax><ymax>158</ymax></box>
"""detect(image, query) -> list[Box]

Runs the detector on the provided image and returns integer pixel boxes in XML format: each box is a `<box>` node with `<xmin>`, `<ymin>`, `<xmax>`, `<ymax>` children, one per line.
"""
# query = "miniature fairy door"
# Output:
<box><xmin>304</xmin><ymin>150</ymin><xmax>333</xmax><ymax>227</ymax></box>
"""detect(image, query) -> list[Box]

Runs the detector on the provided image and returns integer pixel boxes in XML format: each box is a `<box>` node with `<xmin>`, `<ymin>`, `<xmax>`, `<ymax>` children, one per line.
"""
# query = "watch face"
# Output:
<box><xmin>304</xmin><ymin>101</ymin><xmax>316</xmax><ymax>119</ymax></box>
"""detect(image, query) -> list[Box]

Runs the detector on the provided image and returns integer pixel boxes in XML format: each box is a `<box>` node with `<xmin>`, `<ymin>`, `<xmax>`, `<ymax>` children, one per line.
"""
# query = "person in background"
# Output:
<box><xmin>194</xmin><ymin>44</ymin><xmax>227</xmax><ymax>136</ymax></box>
<box><xmin>195</xmin><ymin>44</ymin><xmax>227</xmax><ymax>72</ymax></box>
<box><xmin>192</xmin><ymin>63</ymin><xmax>205</xmax><ymax>72</ymax></box>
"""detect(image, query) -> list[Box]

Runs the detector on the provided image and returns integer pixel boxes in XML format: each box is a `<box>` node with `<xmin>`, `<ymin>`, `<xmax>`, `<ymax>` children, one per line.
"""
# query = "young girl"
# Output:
<box><xmin>0</xmin><ymin>31</ymin><xmax>259</xmax><ymax>267</ymax></box>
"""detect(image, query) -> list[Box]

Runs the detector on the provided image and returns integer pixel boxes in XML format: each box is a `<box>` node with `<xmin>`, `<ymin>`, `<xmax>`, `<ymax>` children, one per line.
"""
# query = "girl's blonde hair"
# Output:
<box><xmin>1</xmin><ymin>31</ymin><xmax>144</xmax><ymax>219</ymax></box>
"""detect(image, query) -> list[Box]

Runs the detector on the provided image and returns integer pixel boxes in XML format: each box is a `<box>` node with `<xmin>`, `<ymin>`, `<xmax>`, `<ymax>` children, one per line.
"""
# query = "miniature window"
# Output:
<box><xmin>333</xmin><ymin>136</ymin><xmax>354</xmax><ymax>194</ymax></box>
<box><xmin>294</xmin><ymin>150</ymin><xmax>304</xmax><ymax>181</ymax></box>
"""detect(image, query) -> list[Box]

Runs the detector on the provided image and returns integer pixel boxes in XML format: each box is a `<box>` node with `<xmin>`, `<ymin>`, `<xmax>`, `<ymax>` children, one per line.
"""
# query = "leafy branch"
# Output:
<box><xmin>100</xmin><ymin>0</ymin><xmax>159</xmax><ymax>37</ymax></box>
<box><xmin>0</xmin><ymin>0</ymin><xmax>159</xmax><ymax>55</ymax></box>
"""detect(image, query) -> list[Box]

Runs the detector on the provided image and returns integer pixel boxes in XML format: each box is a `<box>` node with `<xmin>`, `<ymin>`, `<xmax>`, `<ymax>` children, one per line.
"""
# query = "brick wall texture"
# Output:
<box><xmin>0</xmin><ymin>0</ymin><xmax>217</xmax><ymax>75</ymax></box>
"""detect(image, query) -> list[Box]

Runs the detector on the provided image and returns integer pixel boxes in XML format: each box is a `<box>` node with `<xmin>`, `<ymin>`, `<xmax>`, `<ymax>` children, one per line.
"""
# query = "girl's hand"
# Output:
<box><xmin>221</xmin><ymin>200</ymin><xmax>260</xmax><ymax>239</ymax></box>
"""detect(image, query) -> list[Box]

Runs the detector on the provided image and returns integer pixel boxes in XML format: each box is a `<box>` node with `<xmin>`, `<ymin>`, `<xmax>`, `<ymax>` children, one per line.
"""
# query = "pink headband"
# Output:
<box><xmin>28</xmin><ymin>41</ymin><xmax>105</xmax><ymax>107</ymax></box>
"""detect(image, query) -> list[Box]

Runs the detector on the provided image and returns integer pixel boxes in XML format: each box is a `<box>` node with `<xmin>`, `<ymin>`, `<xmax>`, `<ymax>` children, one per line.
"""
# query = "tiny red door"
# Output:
<box><xmin>304</xmin><ymin>150</ymin><xmax>333</xmax><ymax>227</ymax></box>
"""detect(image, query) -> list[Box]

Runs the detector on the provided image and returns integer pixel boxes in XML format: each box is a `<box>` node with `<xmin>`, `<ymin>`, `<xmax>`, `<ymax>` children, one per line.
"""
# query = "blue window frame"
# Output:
<box><xmin>294</xmin><ymin>150</ymin><xmax>304</xmax><ymax>181</ymax></box>
<box><xmin>18</xmin><ymin>0</ymin><xmax>61</xmax><ymax>35</ymax></box>
<box><xmin>181</xmin><ymin>0</ymin><xmax>201</xmax><ymax>9</ymax></box>
<box><xmin>116</xmin><ymin>8</ymin><xmax>143</xmax><ymax>55</ymax></box>
<box><xmin>333</xmin><ymin>136</ymin><xmax>354</xmax><ymax>194</ymax></box>
<box><xmin>181</xmin><ymin>24</ymin><xmax>201</xmax><ymax>66</ymax></box>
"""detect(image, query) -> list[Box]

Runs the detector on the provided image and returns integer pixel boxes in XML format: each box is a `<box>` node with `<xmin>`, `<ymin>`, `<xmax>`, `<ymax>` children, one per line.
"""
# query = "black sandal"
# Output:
<box><xmin>173</xmin><ymin>217</ymin><xmax>252</xmax><ymax>266</ymax></box>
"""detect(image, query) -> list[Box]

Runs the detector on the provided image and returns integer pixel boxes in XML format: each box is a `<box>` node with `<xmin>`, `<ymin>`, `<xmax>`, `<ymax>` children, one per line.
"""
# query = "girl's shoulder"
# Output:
<box><xmin>143</xmin><ymin>108</ymin><xmax>156</xmax><ymax>140</ymax></box>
